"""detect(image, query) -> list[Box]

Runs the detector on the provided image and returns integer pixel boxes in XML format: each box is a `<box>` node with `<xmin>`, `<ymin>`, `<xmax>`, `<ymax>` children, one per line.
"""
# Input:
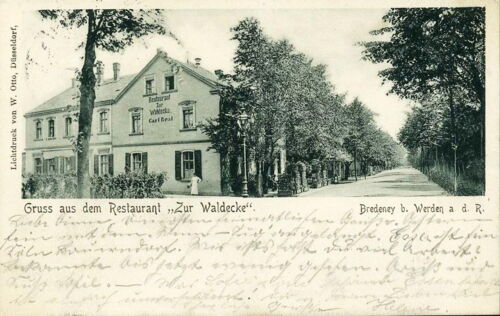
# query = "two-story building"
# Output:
<box><xmin>24</xmin><ymin>49</ymin><xmax>224</xmax><ymax>195</ymax></box>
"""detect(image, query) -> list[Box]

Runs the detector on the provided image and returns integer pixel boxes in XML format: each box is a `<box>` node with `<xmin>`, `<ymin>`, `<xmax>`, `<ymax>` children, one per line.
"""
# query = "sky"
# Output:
<box><xmin>22</xmin><ymin>9</ymin><xmax>411</xmax><ymax>139</ymax></box>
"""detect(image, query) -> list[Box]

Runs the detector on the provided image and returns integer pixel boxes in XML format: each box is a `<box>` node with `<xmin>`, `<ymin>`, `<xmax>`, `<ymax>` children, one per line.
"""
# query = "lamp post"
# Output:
<box><xmin>238</xmin><ymin>111</ymin><xmax>250</xmax><ymax>197</ymax></box>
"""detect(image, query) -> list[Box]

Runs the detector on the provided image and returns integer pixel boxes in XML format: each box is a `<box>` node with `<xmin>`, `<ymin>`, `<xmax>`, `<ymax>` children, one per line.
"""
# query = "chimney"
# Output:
<box><xmin>157</xmin><ymin>47</ymin><xmax>168</xmax><ymax>57</ymax></box>
<box><xmin>113</xmin><ymin>62</ymin><xmax>121</xmax><ymax>81</ymax></box>
<box><xmin>95</xmin><ymin>61</ymin><xmax>104</xmax><ymax>86</ymax></box>
<box><xmin>214</xmin><ymin>69</ymin><xmax>223</xmax><ymax>78</ymax></box>
<box><xmin>194</xmin><ymin>57</ymin><xmax>201</xmax><ymax>67</ymax></box>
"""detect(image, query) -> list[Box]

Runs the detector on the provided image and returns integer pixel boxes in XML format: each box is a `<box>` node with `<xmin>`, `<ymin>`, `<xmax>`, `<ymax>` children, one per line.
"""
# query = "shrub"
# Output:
<box><xmin>277</xmin><ymin>173</ymin><xmax>296</xmax><ymax>196</ymax></box>
<box><xmin>91</xmin><ymin>172</ymin><xmax>167</xmax><ymax>198</ymax></box>
<box><xmin>22</xmin><ymin>172</ymin><xmax>167</xmax><ymax>198</ymax></box>
<box><xmin>22</xmin><ymin>173</ymin><xmax>77</xmax><ymax>198</ymax></box>
<box><xmin>456</xmin><ymin>180</ymin><xmax>484</xmax><ymax>196</ymax></box>
<box><xmin>427</xmin><ymin>166</ymin><xmax>484</xmax><ymax>196</ymax></box>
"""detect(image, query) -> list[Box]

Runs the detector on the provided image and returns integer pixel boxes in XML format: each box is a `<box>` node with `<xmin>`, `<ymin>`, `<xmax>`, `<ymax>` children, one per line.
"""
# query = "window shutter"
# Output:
<box><xmin>108</xmin><ymin>154</ymin><xmax>114</xmax><ymax>176</ymax></box>
<box><xmin>194</xmin><ymin>150</ymin><xmax>202</xmax><ymax>179</ymax></box>
<box><xmin>125</xmin><ymin>153</ymin><xmax>131</xmax><ymax>173</ymax></box>
<box><xmin>53</xmin><ymin>157</ymin><xmax>59</xmax><ymax>174</ymax></box>
<box><xmin>43</xmin><ymin>159</ymin><xmax>48</xmax><ymax>174</ymax></box>
<box><xmin>70</xmin><ymin>156</ymin><xmax>76</xmax><ymax>171</ymax></box>
<box><xmin>142</xmin><ymin>152</ymin><xmax>148</xmax><ymax>174</ymax></box>
<box><xmin>60</xmin><ymin>157</ymin><xmax>65</xmax><ymax>174</ymax></box>
<box><xmin>175</xmin><ymin>151</ymin><xmax>181</xmax><ymax>180</ymax></box>
<box><xmin>94</xmin><ymin>155</ymin><xmax>99</xmax><ymax>175</ymax></box>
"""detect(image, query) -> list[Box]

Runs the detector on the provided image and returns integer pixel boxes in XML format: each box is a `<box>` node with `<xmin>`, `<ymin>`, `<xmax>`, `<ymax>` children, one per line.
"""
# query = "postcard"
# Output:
<box><xmin>0</xmin><ymin>0</ymin><xmax>498</xmax><ymax>315</ymax></box>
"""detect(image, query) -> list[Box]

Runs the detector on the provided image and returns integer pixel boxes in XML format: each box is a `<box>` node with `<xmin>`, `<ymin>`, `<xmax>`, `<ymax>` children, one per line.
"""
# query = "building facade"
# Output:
<box><xmin>24</xmin><ymin>50</ymin><xmax>223</xmax><ymax>195</ymax></box>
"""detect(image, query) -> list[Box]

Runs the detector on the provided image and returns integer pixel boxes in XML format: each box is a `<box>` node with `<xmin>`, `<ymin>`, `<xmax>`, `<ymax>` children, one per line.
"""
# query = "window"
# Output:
<box><xmin>35</xmin><ymin>121</ymin><xmax>42</xmax><ymax>140</ymax></box>
<box><xmin>131</xmin><ymin>110</ymin><xmax>142</xmax><ymax>134</ymax></box>
<box><xmin>132</xmin><ymin>153</ymin><xmax>142</xmax><ymax>172</ymax></box>
<box><xmin>47</xmin><ymin>158</ymin><xmax>56</xmax><ymax>174</ymax></box>
<box><xmin>65</xmin><ymin>117</ymin><xmax>72</xmax><ymax>137</ymax></box>
<box><xmin>182</xmin><ymin>108</ymin><xmax>194</xmax><ymax>129</ymax></box>
<box><xmin>99</xmin><ymin>111</ymin><xmax>109</xmax><ymax>133</ymax></box>
<box><xmin>145</xmin><ymin>75</ymin><xmax>155</xmax><ymax>95</ymax></box>
<box><xmin>175</xmin><ymin>150</ymin><xmax>201</xmax><ymax>181</ymax></box>
<box><xmin>164</xmin><ymin>75</ymin><xmax>175</xmax><ymax>91</ymax></box>
<box><xmin>179</xmin><ymin>101</ymin><xmax>196</xmax><ymax>130</ymax></box>
<box><xmin>48</xmin><ymin>119</ymin><xmax>55</xmax><ymax>138</ymax></box>
<box><xmin>182</xmin><ymin>151</ymin><xmax>194</xmax><ymax>180</ymax></box>
<box><xmin>100</xmin><ymin>155</ymin><xmax>109</xmax><ymax>175</ymax></box>
<box><xmin>125</xmin><ymin>152</ymin><xmax>146</xmax><ymax>174</ymax></box>
<box><xmin>35</xmin><ymin>158</ymin><xmax>42</xmax><ymax>174</ymax></box>
<box><xmin>65</xmin><ymin>156</ymin><xmax>74</xmax><ymax>172</ymax></box>
<box><xmin>94</xmin><ymin>154</ymin><xmax>112</xmax><ymax>175</ymax></box>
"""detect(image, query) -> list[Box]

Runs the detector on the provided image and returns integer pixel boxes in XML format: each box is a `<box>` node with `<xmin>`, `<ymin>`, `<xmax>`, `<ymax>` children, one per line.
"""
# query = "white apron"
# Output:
<box><xmin>190</xmin><ymin>176</ymin><xmax>201</xmax><ymax>195</ymax></box>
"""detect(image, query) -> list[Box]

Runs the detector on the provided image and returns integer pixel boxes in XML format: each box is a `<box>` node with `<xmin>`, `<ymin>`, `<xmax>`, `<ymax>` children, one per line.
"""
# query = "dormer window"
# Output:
<box><xmin>164</xmin><ymin>75</ymin><xmax>175</xmax><ymax>92</ymax></box>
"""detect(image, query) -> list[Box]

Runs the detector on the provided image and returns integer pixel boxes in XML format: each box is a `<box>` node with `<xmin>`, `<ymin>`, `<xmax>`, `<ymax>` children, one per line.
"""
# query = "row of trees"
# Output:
<box><xmin>204</xmin><ymin>18</ymin><xmax>405</xmax><ymax>196</ymax></box>
<box><xmin>362</xmin><ymin>8</ymin><xmax>485</xmax><ymax>194</ymax></box>
<box><xmin>37</xmin><ymin>11</ymin><xmax>407</xmax><ymax>197</ymax></box>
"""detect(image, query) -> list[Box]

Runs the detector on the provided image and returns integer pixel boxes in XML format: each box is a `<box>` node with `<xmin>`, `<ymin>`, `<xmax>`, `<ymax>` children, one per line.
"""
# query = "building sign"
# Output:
<box><xmin>148</xmin><ymin>95</ymin><xmax>170</xmax><ymax>103</ymax></box>
<box><xmin>148</xmin><ymin>94</ymin><xmax>173</xmax><ymax>123</ymax></box>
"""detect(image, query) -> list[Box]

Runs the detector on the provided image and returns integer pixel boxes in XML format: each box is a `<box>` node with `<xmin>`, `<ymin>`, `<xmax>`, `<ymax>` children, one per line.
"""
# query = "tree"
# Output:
<box><xmin>398</xmin><ymin>92</ymin><xmax>484</xmax><ymax>193</ymax></box>
<box><xmin>203</xmin><ymin>17</ymin><xmax>348</xmax><ymax>196</ymax></box>
<box><xmin>362</xmin><ymin>7</ymin><xmax>485</xmax><ymax>159</ymax></box>
<box><xmin>343</xmin><ymin>98</ymin><xmax>378</xmax><ymax>180</ymax></box>
<box><xmin>39</xmin><ymin>10</ymin><xmax>172</xmax><ymax>197</ymax></box>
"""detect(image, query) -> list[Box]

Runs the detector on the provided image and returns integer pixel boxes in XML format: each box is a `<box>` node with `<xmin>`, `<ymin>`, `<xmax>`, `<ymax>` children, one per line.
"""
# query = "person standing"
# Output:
<box><xmin>189</xmin><ymin>174</ymin><xmax>202</xmax><ymax>195</ymax></box>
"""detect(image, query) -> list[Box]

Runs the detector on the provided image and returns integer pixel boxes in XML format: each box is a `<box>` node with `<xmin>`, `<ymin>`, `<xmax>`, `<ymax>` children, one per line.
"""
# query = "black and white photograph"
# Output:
<box><xmin>20</xmin><ymin>6</ymin><xmax>486</xmax><ymax>198</ymax></box>
<box><xmin>1</xmin><ymin>1</ymin><xmax>498</xmax><ymax>315</ymax></box>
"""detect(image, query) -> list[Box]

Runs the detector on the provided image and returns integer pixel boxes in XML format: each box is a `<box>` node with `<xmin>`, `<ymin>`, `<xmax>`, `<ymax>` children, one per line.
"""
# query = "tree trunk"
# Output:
<box><xmin>472</xmin><ymin>68</ymin><xmax>485</xmax><ymax>161</ymax></box>
<box><xmin>448</xmin><ymin>86</ymin><xmax>458</xmax><ymax>194</ymax></box>
<box><xmin>354</xmin><ymin>149</ymin><xmax>358</xmax><ymax>181</ymax></box>
<box><xmin>255</xmin><ymin>160</ymin><xmax>263</xmax><ymax>197</ymax></box>
<box><xmin>76</xmin><ymin>10</ymin><xmax>97</xmax><ymax>198</ymax></box>
<box><xmin>263</xmin><ymin>136</ymin><xmax>274</xmax><ymax>194</ymax></box>
<box><xmin>344</xmin><ymin>162</ymin><xmax>351</xmax><ymax>180</ymax></box>
<box><xmin>220</xmin><ymin>151</ymin><xmax>232</xmax><ymax>195</ymax></box>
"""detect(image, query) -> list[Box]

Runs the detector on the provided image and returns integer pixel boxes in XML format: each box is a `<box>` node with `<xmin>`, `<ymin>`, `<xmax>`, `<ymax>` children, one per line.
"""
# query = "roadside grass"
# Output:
<box><xmin>425</xmin><ymin>163</ymin><xmax>484</xmax><ymax>196</ymax></box>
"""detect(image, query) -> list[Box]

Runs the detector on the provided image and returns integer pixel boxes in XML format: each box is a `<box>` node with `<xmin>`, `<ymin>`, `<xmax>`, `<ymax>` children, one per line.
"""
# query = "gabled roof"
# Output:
<box><xmin>25</xmin><ymin>50</ymin><xmax>222</xmax><ymax>117</ymax></box>
<box><xmin>114</xmin><ymin>50</ymin><xmax>222</xmax><ymax>103</ymax></box>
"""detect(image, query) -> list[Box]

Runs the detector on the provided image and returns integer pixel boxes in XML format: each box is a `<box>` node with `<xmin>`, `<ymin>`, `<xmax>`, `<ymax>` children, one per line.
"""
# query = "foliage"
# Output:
<box><xmin>22</xmin><ymin>172</ymin><xmax>167</xmax><ymax>198</ymax></box>
<box><xmin>362</xmin><ymin>8</ymin><xmax>484</xmax><ymax>108</ymax></box>
<box><xmin>22</xmin><ymin>173</ymin><xmax>78</xmax><ymax>198</ymax></box>
<box><xmin>39</xmin><ymin>10</ymin><xmax>172</xmax><ymax>197</ymax></box>
<box><xmin>364</xmin><ymin>7</ymin><xmax>485</xmax><ymax>195</ymax></box>
<box><xmin>277</xmin><ymin>173</ymin><xmax>296</xmax><ymax>197</ymax></box>
<box><xmin>343</xmin><ymin>98</ymin><xmax>405</xmax><ymax>179</ymax></box>
<box><xmin>39</xmin><ymin>10</ymin><xmax>173</xmax><ymax>52</ymax></box>
<box><xmin>427</xmin><ymin>165</ymin><xmax>484</xmax><ymax>196</ymax></box>
<box><xmin>203</xmin><ymin>18</ymin><xmax>403</xmax><ymax>196</ymax></box>
<box><xmin>91</xmin><ymin>172</ymin><xmax>167</xmax><ymax>198</ymax></box>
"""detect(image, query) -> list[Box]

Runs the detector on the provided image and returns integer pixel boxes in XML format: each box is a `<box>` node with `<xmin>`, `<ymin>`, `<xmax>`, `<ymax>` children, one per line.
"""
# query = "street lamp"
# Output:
<box><xmin>238</xmin><ymin>111</ymin><xmax>250</xmax><ymax>197</ymax></box>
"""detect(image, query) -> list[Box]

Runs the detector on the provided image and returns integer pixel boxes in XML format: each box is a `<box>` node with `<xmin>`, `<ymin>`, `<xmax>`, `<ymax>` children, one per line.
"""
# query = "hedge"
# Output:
<box><xmin>22</xmin><ymin>172</ymin><xmax>167</xmax><ymax>198</ymax></box>
<box><xmin>427</xmin><ymin>166</ymin><xmax>484</xmax><ymax>196</ymax></box>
